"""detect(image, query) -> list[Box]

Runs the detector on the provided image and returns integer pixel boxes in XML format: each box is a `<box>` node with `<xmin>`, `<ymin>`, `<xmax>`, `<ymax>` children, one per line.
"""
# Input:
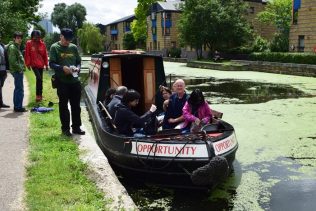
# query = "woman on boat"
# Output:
<box><xmin>182</xmin><ymin>89</ymin><xmax>212</xmax><ymax>132</ymax></box>
<box><xmin>104</xmin><ymin>87</ymin><xmax>116</xmax><ymax>105</ymax></box>
<box><xmin>114</xmin><ymin>89</ymin><xmax>157</xmax><ymax>136</ymax></box>
<box><xmin>160</xmin><ymin>85</ymin><xmax>172</xmax><ymax>111</ymax></box>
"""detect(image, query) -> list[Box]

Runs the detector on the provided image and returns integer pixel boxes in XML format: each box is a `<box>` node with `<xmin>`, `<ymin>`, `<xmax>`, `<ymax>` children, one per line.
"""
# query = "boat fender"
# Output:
<box><xmin>191</xmin><ymin>156</ymin><xmax>229</xmax><ymax>186</ymax></box>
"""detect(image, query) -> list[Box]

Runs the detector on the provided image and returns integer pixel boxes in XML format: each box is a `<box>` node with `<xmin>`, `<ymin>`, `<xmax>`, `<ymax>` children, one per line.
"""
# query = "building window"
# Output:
<box><xmin>165</xmin><ymin>12</ymin><xmax>171</xmax><ymax>20</ymax></box>
<box><xmin>171</xmin><ymin>41</ymin><xmax>176</xmax><ymax>48</ymax></box>
<box><xmin>298</xmin><ymin>35</ymin><xmax>304</xmax><ymax>52</ymax></box>
<box><xmin>293</xmin><ymin>11</ymin><xmax>298</xmax><ymax>24</ymax></box>
<box><xmin>153</xmin><ymin>41</ymin><xmax>157</xmax><ymax>50</ymax></box>
<box><xmin>152</xmin><ymin>27</ymin><xmax>156</xmax><ymax>35</ymax></box>
<box><xmin>150</xmin><ymin>42</ymin><xmax>152</xmax><ymax>51</ymax></box>
<box><xmin>163</xmin><ymin>28</ymin><xmax>170</xmax><ymax>36</ymax></box>
<box><xmin>111</xmin><ymin>35</ymin><xmax>117</xmax><ymax>41</ymax></box>
<box><xmin>151</xmin><ymin>12</ymin><xmax>156</xmax><ymax>20</ymax></box>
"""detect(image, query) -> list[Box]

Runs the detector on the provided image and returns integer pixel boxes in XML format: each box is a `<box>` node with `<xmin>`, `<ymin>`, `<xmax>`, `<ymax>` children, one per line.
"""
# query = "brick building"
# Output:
<box><xmin>289</xmin><ymin>0</ymin><xmax>316</xmax><ymax>53</ymax></box>
<box><xmin>146</xmin><ymin>1</ymin><xmax>182</xmax><ymax>55</ymax></box>
<box><xmin>146</xmin><ymin>0</ymin><xmax>275</xmax><ymax>58</ymax></box>
<box><xmin>103</xmin><ymin>0</ymin><xmax>275</xmax><ymax>58</ymax></box>
<box><xmin>105</xmin><ymin>15</ymin><xmax>135</xmax><ymax>50</ymax></box>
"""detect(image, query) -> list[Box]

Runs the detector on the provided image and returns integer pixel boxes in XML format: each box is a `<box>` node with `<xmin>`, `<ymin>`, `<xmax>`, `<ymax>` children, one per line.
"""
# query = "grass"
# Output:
<box><xmin>24</xmin><ymin>70</ymin><xmax>108</xmax><ymax>210</ymax></box>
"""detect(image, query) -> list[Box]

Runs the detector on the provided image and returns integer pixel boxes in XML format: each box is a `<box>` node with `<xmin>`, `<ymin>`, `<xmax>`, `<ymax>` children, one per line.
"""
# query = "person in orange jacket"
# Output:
<box><xmin>24</xmin><ymin>30</ymin><xmax>48</xmax><ymax>102</ymax></box>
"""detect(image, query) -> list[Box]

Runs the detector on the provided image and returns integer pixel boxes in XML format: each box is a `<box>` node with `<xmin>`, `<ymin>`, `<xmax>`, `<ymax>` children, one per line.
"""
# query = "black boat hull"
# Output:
<box><xmin>84</xmin><ymin>86</ymin><xmax>238</xmax><ymax>187</ymax></box>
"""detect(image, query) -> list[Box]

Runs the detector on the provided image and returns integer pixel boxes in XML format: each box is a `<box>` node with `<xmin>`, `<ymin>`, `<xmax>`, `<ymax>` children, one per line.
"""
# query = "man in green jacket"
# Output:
<box><xmin>8</xmin><ymin>32</ymin><xmax>27</xmax><ymax>112</ymax></box>
<box><xmin>49</xmin><ymin>28</ymin><xmax>85</xmax><ymax>136</ymax></box>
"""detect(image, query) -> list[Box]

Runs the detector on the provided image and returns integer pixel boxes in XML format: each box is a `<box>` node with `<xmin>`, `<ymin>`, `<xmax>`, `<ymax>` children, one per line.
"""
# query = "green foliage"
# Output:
<box><xmin>252</xmin><ymin>36</ymin><xmax>270</xmax><ymax>52</ymax></box>
<box><xmin>178</xmin><ymin>0</ymin><xmax>252</xmax><ymax>59</ymax></box>
<box><xmin>0</xmin><ymin>0</ymin><xmax>41</xmax><ymax>42</ymax></box>
<box><xmin>44</xmin><ymin>32</ymin><xmax>60</xmax><ymax>51</ymax></box>
<box><xmin>24</xmin><ymin>70</ymin><xmax>107</xmax><ymax>210</ymax></box>
<box><xmin>270</xmin><ymin>33</ymin><xmax>289</xmax><ymax>52</ymax></box>
<box><xmin>131</xmin><ymin>0</ymin><xmax>158</xmax><ymax>45</ymax></box>
<box><xmin>256</xmin><ymin>0</ymin><xmax>291</xmax><ymax>53</ymax></box>
<box><xmin>257</xmin><ymin>0</ymin><xmax>292</xmax><ymax>35</ymax></box>
<box><xmin>123</xmin><ymin>32</ymin><xmax>136</xmax><ymax>50</ymax></box>
<box><xmin>250</xmin><ymin>52</ymin><xmax>316</xmax><ymax>65</ymax></box>
<box><xmin>77</xmin><ymin>23</ymin><xmax>104</xmax><ymax>54</ymax></box>
<box><xmin>51</xmin><ymin>3</ymin><xmax>87</xmax><ymax>33</ymax></box>
<box><xmin>168</xmin><ymin>47</ymin><xmax>182</xmax><ymax>58</ymax></box>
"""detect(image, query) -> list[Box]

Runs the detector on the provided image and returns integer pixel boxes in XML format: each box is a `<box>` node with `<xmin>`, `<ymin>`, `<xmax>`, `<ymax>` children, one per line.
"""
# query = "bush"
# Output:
<box><xmin>270</xmin><ymin>33</ymin><xmax>289</xmax><ymax>52</ymax></box>
<box><xmin>225</xmin><ymin>46</ymin><xmax>252</xmax><ymax>54</ymax></box>
<box><xmin>252</xmin><ymin>36</ymin><xmax>270</xmax><ymax>52</ymax></box>
<box><xmin>168</xmin><ymin>47</ymin><xmax>181</xmax><ymax>58</ymax></box>
<box><xmin>249</xmin><ymin>52</ymin><xmax>316</xmax><ymax>65</ymax></box>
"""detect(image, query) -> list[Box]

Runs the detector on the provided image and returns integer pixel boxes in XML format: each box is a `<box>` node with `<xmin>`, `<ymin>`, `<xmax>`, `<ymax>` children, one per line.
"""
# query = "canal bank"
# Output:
<box><xmin>72</xmin><ymin>120</ymin><xmax>137</xmax><ymax>210</ymax></box>
<box><xmin>163</xmin><ymin>57</ymin><xmax>316</xmax><ymax>77</ymax></box>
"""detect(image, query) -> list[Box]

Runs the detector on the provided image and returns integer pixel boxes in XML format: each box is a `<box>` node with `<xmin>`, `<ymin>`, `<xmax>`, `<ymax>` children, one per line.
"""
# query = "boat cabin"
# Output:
<box><xmin>87</xmin><ymin>50</ymin><xmax>166</xmax><ymax>115</ymax></box>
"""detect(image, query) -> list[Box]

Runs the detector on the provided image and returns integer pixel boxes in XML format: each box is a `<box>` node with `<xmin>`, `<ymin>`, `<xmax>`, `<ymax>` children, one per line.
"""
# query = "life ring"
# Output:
<box><xmin>313</xmin><ymin>46</ymin><xmax>316</xmax><ymax>53</ymax></box>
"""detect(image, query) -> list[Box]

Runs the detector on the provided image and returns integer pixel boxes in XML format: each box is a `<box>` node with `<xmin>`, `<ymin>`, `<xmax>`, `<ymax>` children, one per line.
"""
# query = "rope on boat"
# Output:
<box><xmin>135</xmin><ymin>137</ymin><xmax>192</xmax><ymax>171</ymax></box>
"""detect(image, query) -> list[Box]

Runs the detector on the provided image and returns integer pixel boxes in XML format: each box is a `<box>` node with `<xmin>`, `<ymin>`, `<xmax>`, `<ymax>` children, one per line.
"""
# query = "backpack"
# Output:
<box><xmin>3</xmin><ymin>44</ymin><xmax>11</xmax><ymax>70</ymax></box>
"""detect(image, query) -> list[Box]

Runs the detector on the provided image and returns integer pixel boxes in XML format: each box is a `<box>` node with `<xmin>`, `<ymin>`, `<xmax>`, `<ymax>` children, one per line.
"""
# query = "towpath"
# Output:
<box><xmin>0</xmin><ymin>74</ymin><xmax>29</xmax><ymax>211</ymax></box>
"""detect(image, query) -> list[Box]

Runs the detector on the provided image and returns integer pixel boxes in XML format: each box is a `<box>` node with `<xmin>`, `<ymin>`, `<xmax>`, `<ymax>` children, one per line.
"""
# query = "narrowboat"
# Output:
<box><xmin>84</xmin><ymin>50</ymin><xmax>238</xmax><ymax>188</ymax></box>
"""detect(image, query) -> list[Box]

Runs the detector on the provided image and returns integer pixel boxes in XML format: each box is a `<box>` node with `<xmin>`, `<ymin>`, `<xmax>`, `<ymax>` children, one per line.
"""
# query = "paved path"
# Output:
<box><xmin>0</xmin><ymin>73</ymin><xmax>29</xmax><ymax>211</ymax></box>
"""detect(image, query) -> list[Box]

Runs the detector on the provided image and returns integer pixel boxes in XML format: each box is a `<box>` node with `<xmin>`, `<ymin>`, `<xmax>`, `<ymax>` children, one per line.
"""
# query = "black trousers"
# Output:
<box><xmin>0</xmin><ymin>71</ymin><xmax>7</xmax><ymax>105</ymax></box>
<box><xmin>32</xmin><ymin>68</ymin><xmax>43</xmax><ymax>96</ymax></box>
<box><xmin>57</xmin><ymin>81</ymin><xmax>82</xmax><ymax>131</ymax></box>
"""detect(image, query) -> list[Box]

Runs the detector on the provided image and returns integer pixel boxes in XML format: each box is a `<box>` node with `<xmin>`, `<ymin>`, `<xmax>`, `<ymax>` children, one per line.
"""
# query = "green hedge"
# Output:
<box><xmin>168</xmin><ymin>47</ymin><xmax>181</xmax><ymax>58</ymax></box>
<box><xmin>249</xmin><ymin>52</ymin><xmax>316</xmax><ymax>65</ymax></box>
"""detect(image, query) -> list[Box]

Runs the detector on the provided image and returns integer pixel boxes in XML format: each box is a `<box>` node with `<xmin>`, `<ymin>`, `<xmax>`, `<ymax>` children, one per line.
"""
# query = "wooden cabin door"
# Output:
<box><xmin>109</xmin><ymin>58</ymin><xmax>122</xmax><ymax>87</ymax></box>
<box><xmin>143</xmin><ymin>58</ymin><xmax>156</xmax><ymax>110</ymax></box>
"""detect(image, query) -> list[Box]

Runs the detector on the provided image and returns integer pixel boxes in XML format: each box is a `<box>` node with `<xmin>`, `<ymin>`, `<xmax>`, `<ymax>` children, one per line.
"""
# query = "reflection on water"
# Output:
<box><xmin>270</xmin><ymin>179</ymin><xmax>316</xmax><ymax>211</ymax></box>
<box><xmin>116</xmin><ymin>161</ymin><xmax>242</xmax><ymax>211</ymax></box>
<box><xmin>118</xmin><ymin>175</ymin><xmax>236</xmax><ymax>211</ymax></box>
<box><xmin>166</xmin><ymin>76</ymin><xmax>309</xmax><ymax>104</ymax></box>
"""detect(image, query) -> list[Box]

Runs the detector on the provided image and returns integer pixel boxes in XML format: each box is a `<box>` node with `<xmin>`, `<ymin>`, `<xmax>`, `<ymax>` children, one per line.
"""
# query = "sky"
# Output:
<box><xmin>38</xmin><ymin>0</ymin><xmax>138</xmax><ymax>25</ymax></box>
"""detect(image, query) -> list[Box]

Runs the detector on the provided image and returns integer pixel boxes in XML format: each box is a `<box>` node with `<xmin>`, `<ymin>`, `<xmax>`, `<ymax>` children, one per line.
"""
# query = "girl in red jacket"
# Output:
<box><xmin>24</xmin><ymin>30</ymin><xmax>48</xmax><ymax>102</ymax></box>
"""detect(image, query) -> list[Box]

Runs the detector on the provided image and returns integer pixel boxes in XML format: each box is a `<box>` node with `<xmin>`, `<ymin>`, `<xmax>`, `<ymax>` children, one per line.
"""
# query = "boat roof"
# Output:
<box><xmin>91</xmin><ymin>50</ymin><xmax>163</xmax><ymax>59</ymax></box>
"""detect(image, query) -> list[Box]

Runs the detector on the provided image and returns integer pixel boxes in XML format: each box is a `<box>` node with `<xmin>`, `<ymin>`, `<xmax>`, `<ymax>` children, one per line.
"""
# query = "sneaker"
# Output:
<box><xmin>72</xmin><ymin>128</ymin><xmax>85</xmax><ymax>135</ymax></box>
<box><xmin>0</xmin><ymin>103</ymin><xmax>10</xmax><ymax>108</ymax></box>
<box><xmin>14</xmin><ymin>107</ymin><xmax>27</xmax><ymax>112</ymax></box>
<box><xmin>62</xmin><ymin>130</ymin><xmax>72</xmax><ymax>137</ymax></box>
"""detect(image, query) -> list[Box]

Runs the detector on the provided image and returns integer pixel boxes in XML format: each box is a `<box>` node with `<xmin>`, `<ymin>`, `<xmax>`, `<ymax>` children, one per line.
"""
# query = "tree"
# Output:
<box><xmin>123</xmin><ymin>33</ymin><xmax>136</xmax><ymax>50</ymax></box>
<box><xmin>77</xmin><ymin>23</ymin><xmax>104</xmax><ymax>54</ymax></box>
<box><xmin>178</xmin><ymin>0</ymin><xmax>252</xmax><ymax>59</ymax></box>
<box><xmin>51</xmin><ymin>3</ymin><xmax>87</xmax><ymax>33</ymax></box>
<box><xmin>0</xmin><ymin>0</ymin><xmax>41</xmax><ymax>41</ymax></box>
<box><xmin>44</xmin><ymin>32</ymin><xmax>60</xmax><ymax>50</ymax></box>
<box><xmin>131</xmin><ymin>0</ymin><xmax>158</xmax><ymax>46</ymax></box>
<box><xmin>257</xmin><ymin>0</ymin><xmax>292</xmax><ymax>52</ymax></box>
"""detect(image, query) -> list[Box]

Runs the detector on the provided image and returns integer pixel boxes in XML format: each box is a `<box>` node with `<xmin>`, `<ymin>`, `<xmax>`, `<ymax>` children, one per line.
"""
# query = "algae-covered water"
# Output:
<box><xmin>119</xmin><ymin>62</ymin><xmax>316</xmax><ymax>210</ymax></box>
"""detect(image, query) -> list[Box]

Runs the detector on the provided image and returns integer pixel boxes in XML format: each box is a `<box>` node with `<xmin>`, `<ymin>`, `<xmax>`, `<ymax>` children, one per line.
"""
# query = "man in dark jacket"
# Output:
<box><xmin>107</xmin><ymin>86</ymin><xmax>127</xmax><ymax>117</ymax></box>
<box><xmin>0</xmin><ymin>34</ymin><xmax>10</xmax><ymax>108</ymax></box>
<box><xmin>114</xmin><ymin>89</ymin><xmax>156</xmax><ymax>136</ymax></box>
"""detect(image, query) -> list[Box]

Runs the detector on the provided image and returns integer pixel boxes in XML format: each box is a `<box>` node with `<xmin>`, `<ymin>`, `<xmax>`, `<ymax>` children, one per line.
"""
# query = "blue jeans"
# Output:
<box><xmin>12</xmin><ymin>72</ymin><xmax>24</xmax><ymax>109</ymax></box>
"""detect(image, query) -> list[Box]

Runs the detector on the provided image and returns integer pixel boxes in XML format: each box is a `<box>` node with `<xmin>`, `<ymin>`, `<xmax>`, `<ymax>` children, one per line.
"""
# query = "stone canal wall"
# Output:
<box><xmin>186</xmin><ymin>60</ymin><xmax>316</xmax><ymax>77</ymax></box>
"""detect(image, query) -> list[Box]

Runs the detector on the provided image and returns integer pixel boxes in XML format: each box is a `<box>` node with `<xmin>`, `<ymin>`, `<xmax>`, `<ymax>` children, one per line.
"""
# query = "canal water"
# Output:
<box><xmin>82</xmin><ymin>61</ymin><xmax>316</xmax><ymax>210</ymax></box>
